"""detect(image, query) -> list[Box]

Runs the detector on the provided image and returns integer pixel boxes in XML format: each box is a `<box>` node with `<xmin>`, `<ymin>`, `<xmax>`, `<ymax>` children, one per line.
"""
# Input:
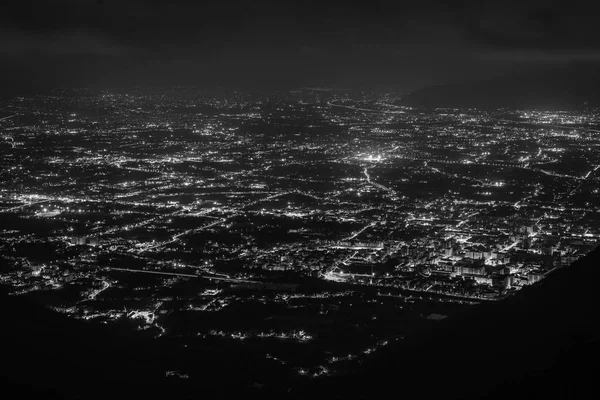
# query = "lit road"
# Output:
<box><xmin>341</xmin><ymin>251</ymin><xmax>359</xmax><ymax>266</ymax></box>
<box><xmin>0</xmin><ymin>199</ymin><xmax>52</xmax><ymax>213</ymax></box>
<box><xmin>513</xmin><ymin>185</ymin><xmax>542</xmax><ymax>209</ymax></box>
<box><xmin>345</xmin><ymin>222</ymin><xmax>376</xmax><ymax>241</ymax></box>
<box><xmin>107</xmin><ymin>267</ymin><xmax>257</xmax><ymax>283</ymax></box>
<box><xmin>501</xmin><ymin>225</ymin><xmax>541</xmax><ymax>252</ymax></box>
<box><xmin>583</xmin><ymin>165</ymin><xmax>600</xmax><ymax>180</ymax></box>
<box><xmin>90</xmin><ymin>207</ymin><xmax>190</xmax><ymax>238</ymax></box>
<box><xmin>328</xmin><ymin>101</ymin><xmax>406</xmax><ymax>114</ymax></box>
<box><xmin>135</xmin><ymin>191</ymin><xmax>299</xmax><ymax>252</ymax></box>
<box><xmin>567</xmin><ymin>165</ymin><xmax>600</xmax><ymax>197</ymax></box>
<box><xmin>363</xmin><ymin>167</ymin><xmax>395</xmax><ymax>195</ymax></box>
<box><xmin>425</xmin><ymin>162</ymin><xmax>485</xmax><ymax>185</ymax></box>
<box><xmin>392</xmin><ymin>153</ymin><xmax>584</xmax><ymax>181</ymax></box>
<box><xmin>138</xmin><ymin>218</ymin><xmax>227</xmax><ymax>253</ymax></box>
<box><xmin>86</xmin><ymin>280</ymin><xmax>112</xmax><ymax>301</ymax></box>
<box><xmin>242</xmin><ymin>191</ymin><xmax>294</xmax><ymax>208</ymax></box>
<box><xmin>363</xmin><ymin>167</ymin><xmax>371</xmax><ymax>182</ymax></box>
<box><xmin>494</xmin><ymin>118</ymin><xmax>600</xmax><ymax>134</ymax></box>
<box><xmin>1</xmin><ymin>135</ymin><xmax>15</xmax><ymax>148</ymax></box>
<box><xmin>323</xmin><ymin>251</ymin><xmax>359</xmax><ymax>276</ymax></box>
<box><xmin>108</xmin><ymin>190</ymin><xmax>294</xmax><ymax>254</ymax></box>
<box><xmin>456</xmin><ymin>212</ymin><xmax>480</xmax><ymax>228</ymax></box>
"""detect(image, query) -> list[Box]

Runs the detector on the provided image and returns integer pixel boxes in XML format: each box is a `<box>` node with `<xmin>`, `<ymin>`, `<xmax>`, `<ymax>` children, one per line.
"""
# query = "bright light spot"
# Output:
<box><xmin>362</xmin><ymin>154</ymin><xmax>384</xmax><ymax>162</ymax></box>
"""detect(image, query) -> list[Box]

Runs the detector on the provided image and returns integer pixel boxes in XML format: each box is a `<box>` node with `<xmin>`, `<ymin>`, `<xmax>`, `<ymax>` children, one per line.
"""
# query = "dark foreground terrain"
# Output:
<box><xmin>299</xmin><ymin>243</ymin><xmax>600</xmax><ymax>400</ymax></box>
<box><xmin>2</xmin><ymin>244</ymin><xmax>599</xmax><ymax>400</ymax></box>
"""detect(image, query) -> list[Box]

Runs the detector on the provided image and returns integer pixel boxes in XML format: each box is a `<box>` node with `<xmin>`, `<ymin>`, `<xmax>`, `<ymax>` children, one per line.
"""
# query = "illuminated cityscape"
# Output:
<box><xmin>2</xmin><ymin>1</ymin><xmax>600</xmax><ymax>397</ymax></box>
<box><xmin>1</xmin><ymin>88</ymin><xmax>599</xmax><ymax>388</ymax></box>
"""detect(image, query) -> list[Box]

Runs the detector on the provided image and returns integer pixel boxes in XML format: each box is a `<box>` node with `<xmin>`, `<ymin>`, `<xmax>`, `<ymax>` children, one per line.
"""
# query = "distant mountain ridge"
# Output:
<box><xmin>402</xmin><ymin>64</ymin><xmax>600</xmax><ymax>110</ymax></box>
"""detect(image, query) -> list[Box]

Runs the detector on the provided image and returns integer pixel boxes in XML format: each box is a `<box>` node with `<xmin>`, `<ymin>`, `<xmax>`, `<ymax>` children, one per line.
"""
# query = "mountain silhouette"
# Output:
<box><xmin>402</xmin><ymin>64</ymin><xmax>600</xmax><ymax>110</ymax></box>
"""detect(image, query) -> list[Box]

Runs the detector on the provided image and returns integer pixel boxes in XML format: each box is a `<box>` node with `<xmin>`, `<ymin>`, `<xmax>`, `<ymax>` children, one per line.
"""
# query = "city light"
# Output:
<box><xmin>0</xmin><ymin>88</ymin><xmax>598</xmax><ymax>389</ymax></box>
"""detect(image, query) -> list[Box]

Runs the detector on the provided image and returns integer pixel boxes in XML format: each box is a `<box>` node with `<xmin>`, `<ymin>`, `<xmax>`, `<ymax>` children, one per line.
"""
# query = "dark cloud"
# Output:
<box><xmin>479</xmin><ymin>49</ymin><xmax>600</xmax><ymax>64</ymax></box>
<box><xmin>1</xmin><ymin>0</ymin><xmax>599</xmax><ymax>92</ymax></box>
<box><xmin>0</xmin><ymin>31</ymin><xmax>131</xmax><ymax>57</ymax></box>
<box><xmin>460</xmin><ymin>0</ymin><xmax>600</xmax><ymax>51</ymax></box>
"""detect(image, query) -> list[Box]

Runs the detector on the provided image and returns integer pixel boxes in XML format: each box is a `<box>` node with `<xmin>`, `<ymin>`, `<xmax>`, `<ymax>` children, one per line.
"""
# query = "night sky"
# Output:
<box><xmin>1</xmin><ymin>0</ymin><xmax>599</xmax><ymax>92</ymax></box>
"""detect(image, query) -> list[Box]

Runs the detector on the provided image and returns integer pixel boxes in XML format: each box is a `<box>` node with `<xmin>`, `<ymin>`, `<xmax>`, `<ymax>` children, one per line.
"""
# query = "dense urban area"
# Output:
<box><xmin>1</xmin><ymin>87</ymin><xmax>599</xmax><ymax>385</ymax></box>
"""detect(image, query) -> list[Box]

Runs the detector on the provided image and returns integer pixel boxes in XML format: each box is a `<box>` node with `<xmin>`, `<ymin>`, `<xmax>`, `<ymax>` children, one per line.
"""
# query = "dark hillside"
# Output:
<box><xmin>2</xmin><ymin>244</ymin><xmax>599</xmax><ymax>399</ymax></box>
<box><xmin>297</xmin><ymin>244</ymin><xmax>600</xmax><ymax>399</ymax></box>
